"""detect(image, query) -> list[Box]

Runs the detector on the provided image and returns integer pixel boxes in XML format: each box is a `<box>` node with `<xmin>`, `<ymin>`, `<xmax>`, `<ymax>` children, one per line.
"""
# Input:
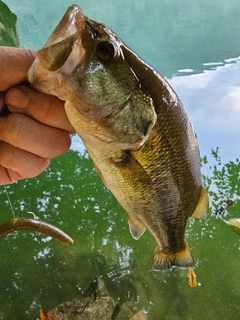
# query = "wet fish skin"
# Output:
<box><xmin>28</xmin><ymin>5</ymin><xmax>209</xmax><ymax>270</ymax></box>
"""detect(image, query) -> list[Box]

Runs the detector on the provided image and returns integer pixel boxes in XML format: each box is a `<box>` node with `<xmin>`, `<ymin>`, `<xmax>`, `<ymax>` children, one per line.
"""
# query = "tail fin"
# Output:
<box><xmin>153</xmin><ymin>245</ymin><xmax>194</xmax><ymax>271</ymax></box>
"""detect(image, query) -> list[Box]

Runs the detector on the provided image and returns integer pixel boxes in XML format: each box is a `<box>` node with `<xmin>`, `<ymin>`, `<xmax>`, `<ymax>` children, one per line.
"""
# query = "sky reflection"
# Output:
<box><xmin>169</xmin><ymin>59</ymin><xmax>240</xmax><ymax>165</ymax></box>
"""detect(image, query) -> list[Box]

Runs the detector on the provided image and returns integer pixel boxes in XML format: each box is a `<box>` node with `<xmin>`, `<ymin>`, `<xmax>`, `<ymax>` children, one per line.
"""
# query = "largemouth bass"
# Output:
<box><xmin>28</xmin><ymin>5</ymin><xmax>209</xmax><ymax>270</ymax></box>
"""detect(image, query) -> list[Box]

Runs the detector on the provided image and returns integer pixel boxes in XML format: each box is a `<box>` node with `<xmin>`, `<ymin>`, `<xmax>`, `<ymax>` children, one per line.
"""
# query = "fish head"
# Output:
<box><xmin>28</xmin><ymin>5</ymin><xmax>156</xmax><ymax>149</ymax></box>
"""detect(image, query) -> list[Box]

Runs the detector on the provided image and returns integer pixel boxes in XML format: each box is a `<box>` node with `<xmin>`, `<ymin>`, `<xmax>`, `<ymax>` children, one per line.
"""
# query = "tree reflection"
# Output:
<box><xmin>0</xmin><ymin>147</ymin><xmax>239</xmax><ymax>319</ymax></box>
<box><xmin>202</xmin><ymin>147</ymin><xmax>240</xmax><ymax>214</ymax></box>
<box><xmin>0</xmin><ymin>1</ymin><xmax>19</xmax><ymax>46</ymax></box>
<box><xmin>0</xmin><ymin>150</ymin><xmax>135</xmax><ymax>319</ymax></box>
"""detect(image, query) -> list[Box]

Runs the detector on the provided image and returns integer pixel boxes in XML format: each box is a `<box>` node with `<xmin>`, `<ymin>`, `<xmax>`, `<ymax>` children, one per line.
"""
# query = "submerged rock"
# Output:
<box><xmin>36</xmin><ymin>278</ymin><xmax>147</xmax><ymax>320</ymax></box>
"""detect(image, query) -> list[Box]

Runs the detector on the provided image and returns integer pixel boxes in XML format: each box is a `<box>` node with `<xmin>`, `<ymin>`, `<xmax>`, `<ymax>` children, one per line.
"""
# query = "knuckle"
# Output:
<box><xmin>4</xmin><ymin>113</ymin><xmax>25</xmax><ymax>144</ymax></box>
<box><xmin>0</xmin><ymin>142</ymin><xmax>15</xmax><ymax>169</ymax></box>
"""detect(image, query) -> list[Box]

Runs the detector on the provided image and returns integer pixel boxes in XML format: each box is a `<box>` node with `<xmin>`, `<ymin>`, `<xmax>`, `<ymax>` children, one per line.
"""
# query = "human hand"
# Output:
<box><xmin>0</xmin><ymin>46</ymin><xmax>75</xmax><ymax>185</ymax></box>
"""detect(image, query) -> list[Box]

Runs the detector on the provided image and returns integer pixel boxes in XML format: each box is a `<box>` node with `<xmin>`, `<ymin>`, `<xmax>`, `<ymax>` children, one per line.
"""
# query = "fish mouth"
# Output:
<box><xmin>44</xmin><ymin>5</ymin><xmax>85</xmax><ymax>47</ymax></box>
<box><xmin>28</xmin><ymin>5</ymin><xmax>87</xmax><ymax>97</ymax></box>
<box><xmin>36</xmin><ymin>5</ymin><xmax>86</xmax><ymax>72</ymax></box>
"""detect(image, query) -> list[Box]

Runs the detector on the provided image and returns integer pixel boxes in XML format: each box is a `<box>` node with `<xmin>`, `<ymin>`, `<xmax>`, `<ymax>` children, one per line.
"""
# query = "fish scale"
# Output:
<box><xmin>28</xmin><ymin>5</ymin><xmax>209</xmax><ymax>271</ymax></box>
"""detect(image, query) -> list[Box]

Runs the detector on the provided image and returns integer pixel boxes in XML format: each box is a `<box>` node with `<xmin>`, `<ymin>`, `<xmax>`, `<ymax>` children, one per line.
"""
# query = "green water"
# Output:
<box><xmin>0</xmin><ymin>1</ymin><xmax>240</xmax><ymax>319</ymax></box>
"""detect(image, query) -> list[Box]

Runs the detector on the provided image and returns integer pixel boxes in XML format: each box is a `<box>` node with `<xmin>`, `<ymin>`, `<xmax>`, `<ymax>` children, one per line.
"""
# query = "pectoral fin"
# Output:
<box><xmin>128</xmin><ymin>215</ymin><xmax>146</xmax><ymax>240</ymax></box>
<box><xmin>191</xmin><ymin>187</ymin><xmax>209</xmax><ymax>220</ymax></box>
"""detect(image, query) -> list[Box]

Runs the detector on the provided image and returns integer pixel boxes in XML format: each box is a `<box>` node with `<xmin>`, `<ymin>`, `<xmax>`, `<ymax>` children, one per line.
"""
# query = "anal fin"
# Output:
<box><xmin>128</xmin><ymin>215</ymin><xmax>146</xmax><ymax>240</ymax></box>
<box><xmin>191</xmin><ymin>187</ymin><xmax>209</xmax><ymax>220</ymax></box>
<box><xmin>153</xmin><ymin>244</ymin><xmax>194</xmax><ymax>271</ymax></box>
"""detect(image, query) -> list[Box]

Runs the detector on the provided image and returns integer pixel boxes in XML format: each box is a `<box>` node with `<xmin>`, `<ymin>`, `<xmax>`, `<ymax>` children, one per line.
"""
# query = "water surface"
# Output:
<box><xmin>0</xmin><ymin>1</ymin><xmax>240</xmax><ymax>319</ymax></box>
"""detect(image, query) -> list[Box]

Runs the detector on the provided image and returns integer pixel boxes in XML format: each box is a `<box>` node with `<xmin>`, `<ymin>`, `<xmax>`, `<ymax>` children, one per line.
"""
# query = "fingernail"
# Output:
<box><xmin>6</xmin><ymin>87</ymin><xmax>30</xmax><ymax>109</ymax></box>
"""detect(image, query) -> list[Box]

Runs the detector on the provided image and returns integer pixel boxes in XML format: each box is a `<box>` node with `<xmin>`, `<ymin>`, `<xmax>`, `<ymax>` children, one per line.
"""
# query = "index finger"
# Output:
<box><xmin>0</xmin><ymin>47</ymin><xmax>35</xmax><ymax>91</ymax></box>
<box><xmin>6</xmin><ymin>85</ymin><xmax>75</xmax><ymax>133</ymax></box>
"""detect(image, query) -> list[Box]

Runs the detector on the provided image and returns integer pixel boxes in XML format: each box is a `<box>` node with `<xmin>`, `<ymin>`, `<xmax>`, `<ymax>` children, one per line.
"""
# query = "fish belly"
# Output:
<box><xmin>84</xmin><ymin>140</ymin><xmax>208</xmax><ymax>270</ymax></box>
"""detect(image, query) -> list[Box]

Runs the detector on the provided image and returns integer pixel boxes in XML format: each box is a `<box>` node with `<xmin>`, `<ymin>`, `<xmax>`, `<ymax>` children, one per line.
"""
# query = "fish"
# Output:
<box><xmin>28</xmin><ymin>5</ymin><xmax>209</xmax><ymax>270</ymax></box>
<box><xmin>0</xmin><ymin>218</ymin><xmax>73</xmax><ymax>245</ymax></box>
<box><xmin>224</xmin><ymin>218</ymin><xmax>240</xmax><ymax>235</ymax></box>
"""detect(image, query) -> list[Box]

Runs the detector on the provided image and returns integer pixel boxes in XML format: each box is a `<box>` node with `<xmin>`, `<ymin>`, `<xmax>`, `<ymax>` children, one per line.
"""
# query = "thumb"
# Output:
<box><xmin>0</xmin><ymin>47</ymin><xmax>36</xmax><ymax>91</ymax></box>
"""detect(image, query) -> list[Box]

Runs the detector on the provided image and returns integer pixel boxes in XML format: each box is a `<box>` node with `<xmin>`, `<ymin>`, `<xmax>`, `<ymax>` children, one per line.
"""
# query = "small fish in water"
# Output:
<box><xmin>215</xmin><ymin>199</ymin><xmax>234</xmax><ymax>215</ymax></box>
<box><xmin>28</xmin><ymin>5</ymin><xmax>209</xmax><ymax>270</ymax></box>
<box><xmin>0</xmin><ymin>218</ymin><xmax>73</xmax><ymax>245</ymax></box>
<box><xmin>224</xmin><ymin>218</ymin><xmax>240</xmax><ymax>236</ymax></box>
<box><xmin>187</xmin><ymin>267</ymin><xmax>198</xmax><ymax>288</ymax></box>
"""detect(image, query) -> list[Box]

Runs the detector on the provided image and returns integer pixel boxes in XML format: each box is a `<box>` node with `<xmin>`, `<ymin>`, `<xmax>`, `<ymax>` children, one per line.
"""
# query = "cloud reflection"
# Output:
<box><xmin>169</xmin><ymin>60</ymin><xmax>240</xmax><ymax>163</ymax></box>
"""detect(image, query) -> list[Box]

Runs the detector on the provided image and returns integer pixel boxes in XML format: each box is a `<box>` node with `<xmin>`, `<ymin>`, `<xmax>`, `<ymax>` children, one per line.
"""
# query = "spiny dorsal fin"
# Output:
<box><xmin>191</xmin><ymin>187</ymin><xmax>209</xmax><ymax>220</ymax></box>
<box><xmin>153</xmin><ymin>244</ymin><xmax>194</xmax><ymax>270</ymax></box>
<box><xmin>128</xmin><ymin>215</ymin><xmax>146</xmax><ymax>240</ymax></box>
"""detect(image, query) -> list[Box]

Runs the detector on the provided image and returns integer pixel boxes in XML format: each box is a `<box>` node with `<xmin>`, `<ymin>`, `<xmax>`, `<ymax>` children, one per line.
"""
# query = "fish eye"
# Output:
<box><xmin>95</xmin><ymin>40</ymin><xmax>116</xmax><ymax>60</ymax></box>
